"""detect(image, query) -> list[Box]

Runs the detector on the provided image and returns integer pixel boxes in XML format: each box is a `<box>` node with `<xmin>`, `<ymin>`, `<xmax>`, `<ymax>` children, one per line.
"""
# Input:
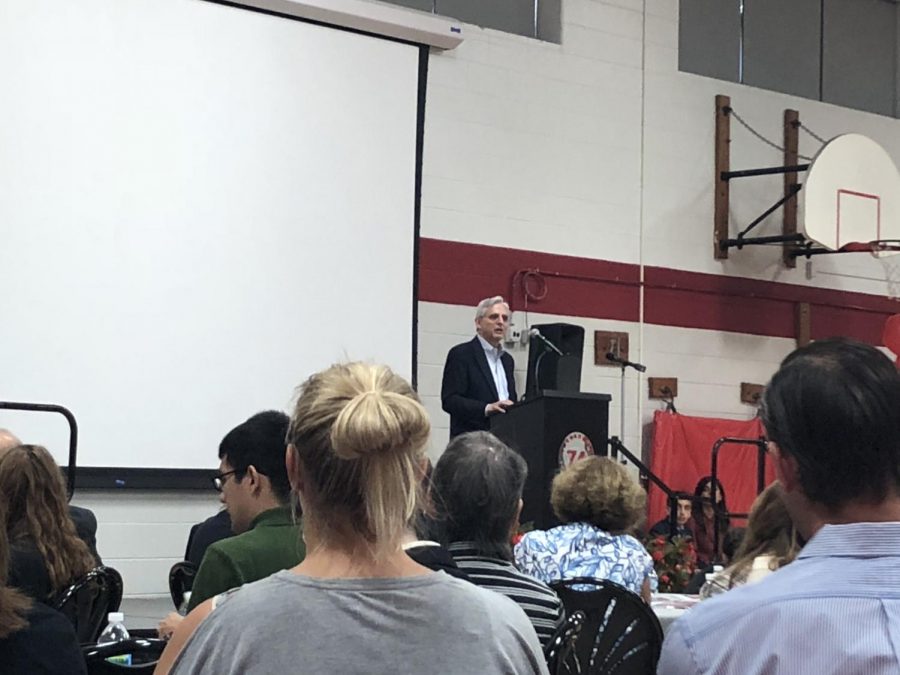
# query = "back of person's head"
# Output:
<box><xmin>219</xmin><ymin>411</ymin><xmax>291</xmax><ymax>504</ymax></box>
<box><xmin>0</xmin><ymin>445</ymin><xmax>94</xmax><ymax>590</ymax></box>
<box><xmin>761</xmin><ymin>338</ymin><xmax>900</xmax><ymax>509</ymax></box>
<box><xmin>430</xmin><ymin>431</ymin><xmax>527</xmax><ymax>560</ymax></box>
<box><xmin>0</xmin><ymin>429</ymin><xmax>20</xmax><ymax>453</ymax></box>
<box><xmin>726</xmin><ymin>482</ymin><xmax>800</xmax><ymax>585</ymax></box>
<box><xmin>722</xmin><ymin>527</ymin><xmax>746</xmax><ymax>563</ymax></box>
<box><xmin>0</xmin><ymin>501</ymin><xmax>31</xmax><ymax>639</ymax></box>
<box><xmin>551</xmin><ymin>456</ymin><xmax>646</xmax><ymax>534</ymax></box>
<box><xmin>287</xmin><ymin>362</ymin><xmax>430</xmax><ymax>559</ymax></box>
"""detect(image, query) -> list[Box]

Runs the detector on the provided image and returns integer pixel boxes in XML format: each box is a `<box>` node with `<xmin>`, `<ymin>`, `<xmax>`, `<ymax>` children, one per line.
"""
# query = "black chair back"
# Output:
<box><xmin>83</xmin><ymin>637</ymin><xmax>166</xmax><ymax>674</ymax></box>
<box><xmin>52</xmin><ymin>566</ymin><xmax>123</xmax><ymax>644</ymax></box>
<box><xmin>168</xmin><ymin>560</ymin><xmax>198</xmax><ymax>610</ymax></box>
<box><xmin>550</xmin><ymin>578</ymin><xmax>663</xmax><ymax>675</ymax></box>
<box><xmin>544</xmin><ymin>610</ymin><xmax>586</xmax><ymax>675</ymax></box>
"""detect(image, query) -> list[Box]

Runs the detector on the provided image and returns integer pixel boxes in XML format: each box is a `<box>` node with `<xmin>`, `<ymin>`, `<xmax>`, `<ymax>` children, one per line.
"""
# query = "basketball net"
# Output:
<box><xmin>839</xmin><ymin>240</ymin><xmax>900</xmax><ymax>301</ymax></box>
<box><xmin>871</xmin><ymin>241</ymin><xmax>900</xmax><ymax>302</ymax></box>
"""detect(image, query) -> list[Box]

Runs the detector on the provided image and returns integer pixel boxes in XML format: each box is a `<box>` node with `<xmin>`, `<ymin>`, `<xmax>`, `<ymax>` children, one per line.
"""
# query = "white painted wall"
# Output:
<box><xmin>70</xmin><ymin>0</ymin><xmax>900</xmax><ymax>598</ymax></box>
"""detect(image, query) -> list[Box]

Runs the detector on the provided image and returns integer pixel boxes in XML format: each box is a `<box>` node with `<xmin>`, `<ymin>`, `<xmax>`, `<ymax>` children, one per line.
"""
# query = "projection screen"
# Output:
<box><xmin>0</xmin><ymin>0</ymin><xmax>422</xmax><ymax>472</ymax></box>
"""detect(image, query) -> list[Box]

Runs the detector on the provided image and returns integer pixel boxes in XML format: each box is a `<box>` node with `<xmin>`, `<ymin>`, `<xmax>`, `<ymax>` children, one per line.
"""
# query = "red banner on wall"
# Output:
<box><xmin>646</xmin><ymin>411</ymin><xmax>776</xmax><ymax>526</ymax></box>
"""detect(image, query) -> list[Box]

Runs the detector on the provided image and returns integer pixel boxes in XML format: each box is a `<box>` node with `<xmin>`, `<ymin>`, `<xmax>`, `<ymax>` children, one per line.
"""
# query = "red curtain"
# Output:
<box><xmin>647</xmin><ymin>410</ymin><xmax>776</xmax><ymax>525</ymax></box>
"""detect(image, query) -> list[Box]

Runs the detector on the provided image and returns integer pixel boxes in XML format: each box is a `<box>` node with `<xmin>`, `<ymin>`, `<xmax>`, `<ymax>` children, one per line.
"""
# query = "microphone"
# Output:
<box><xmin>606</xmin><ymin>352</ymin><xmax>647</xmax><ymax>373</ymax></box>
<box><xmin>530</xmin><ymin>328</ymin><xmax>563</xmax><ymax>356</ymax></box>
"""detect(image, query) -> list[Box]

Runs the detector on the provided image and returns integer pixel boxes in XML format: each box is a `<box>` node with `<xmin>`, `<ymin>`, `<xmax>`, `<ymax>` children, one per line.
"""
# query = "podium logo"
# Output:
<box><xmin>558</xmin><ymin>432</ymin><xmax>594</xmax><ymax>468</ymax></box>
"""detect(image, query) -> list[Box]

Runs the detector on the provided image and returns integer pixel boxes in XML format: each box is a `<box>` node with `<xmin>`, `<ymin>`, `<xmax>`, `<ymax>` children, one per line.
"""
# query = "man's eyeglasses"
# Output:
<box><xmin>212</xmin><ymin>469</ymin><xmax>240</xmax><ymax>492</ymax></box>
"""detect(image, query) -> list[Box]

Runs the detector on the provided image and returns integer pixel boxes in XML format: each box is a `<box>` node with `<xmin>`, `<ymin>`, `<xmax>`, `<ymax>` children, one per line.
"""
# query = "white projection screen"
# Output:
<box><xmin>0</xmin><ymin>0</ymin><xmax>423</xmax><ymax>475</ymax></box>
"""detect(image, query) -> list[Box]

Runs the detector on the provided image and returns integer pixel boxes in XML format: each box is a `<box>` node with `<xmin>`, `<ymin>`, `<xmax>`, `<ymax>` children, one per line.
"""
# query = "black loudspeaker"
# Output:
<box><xmin>525</xmin><ymin>323</ymin><xmax>585</xmax><ymax>398</ymax></box>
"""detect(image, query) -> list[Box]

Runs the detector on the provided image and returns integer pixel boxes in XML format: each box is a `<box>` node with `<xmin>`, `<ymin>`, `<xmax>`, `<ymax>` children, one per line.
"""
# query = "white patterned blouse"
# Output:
<box><xmin>514</xmin><ymin>522</ymin><xmax>658</xmax><ymax>596</ymax></box>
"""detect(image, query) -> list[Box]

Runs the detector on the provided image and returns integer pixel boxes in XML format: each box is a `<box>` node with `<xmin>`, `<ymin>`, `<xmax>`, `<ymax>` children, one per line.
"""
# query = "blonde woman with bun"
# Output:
<box><xmin>156</xmin><ymin>363</ymin><xmax>548</xmax><ymax>675</ymax></box>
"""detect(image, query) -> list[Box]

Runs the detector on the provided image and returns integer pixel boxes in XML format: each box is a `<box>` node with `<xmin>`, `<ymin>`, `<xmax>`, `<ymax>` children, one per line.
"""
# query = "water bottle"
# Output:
<box><xmin>97</xmin><ymin>612</ymin><xmax>132</xmax><ymax>665</ymax></box>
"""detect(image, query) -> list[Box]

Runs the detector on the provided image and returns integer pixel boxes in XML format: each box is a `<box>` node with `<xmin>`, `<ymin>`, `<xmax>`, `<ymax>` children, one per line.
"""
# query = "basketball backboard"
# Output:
<box><xmin>803</xmin><ymin>134</ymin><xmax>900</xmax><ymax>255</ymax></box>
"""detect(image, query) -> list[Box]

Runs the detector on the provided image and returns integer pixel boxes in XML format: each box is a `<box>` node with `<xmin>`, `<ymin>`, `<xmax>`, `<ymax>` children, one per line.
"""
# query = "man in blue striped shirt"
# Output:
<box><xmin>659</xmin><ymin>338</ymin><xmax>900</xmax><ymax>675</ymax></box>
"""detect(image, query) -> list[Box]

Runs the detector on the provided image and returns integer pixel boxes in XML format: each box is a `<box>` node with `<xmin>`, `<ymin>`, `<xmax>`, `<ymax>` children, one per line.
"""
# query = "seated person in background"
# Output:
<box><xmin>648</xmin><ymin>493</ymin><xmax>694</xmax><ymax>539</ymax></box>
<box><xmin>0</xmin><ymin>502</ymin><xmax>86</xmax><ymax>675</ymax></box>
<box><xmin>156</xmin><ymin>363</ymin><xmax>548</xmax><ymax>675</ymax></box>
<box><xmin>158</xmin><ymin>411</ymin><xmax>304</xmax><ymax>638</ymax></box>
<box><xmin>700</xmin><ymin>481</ymin><xmax>800</xmax><ymax>598</ymax></box>
<box><xmin>689</xmin><ymin>476</ymin><xmax>731</xmax><ymax>568</ymax></box>
<box><xmin>0</xmin><ymin>444</ymin><xmax>96</xmax><ymax>603</ymax></box>
<box><xmin>0</xmin><ymin>429</ymin><xmax>101</xmax><ymax>563</ymax></box>
<box><xmin>516</xmin><ymin>456</ymin><xmax>657</xmax><ymax>602</ymax></box>
<box><xmin>184</xmin><ymin>509</ymin><xmax>233</xmax><ymax>568</ymax></box>
<box><xmin>683</xmin><ymin>526</ymin><xmax>747</xmax><ymax>594</ymax></box>
<box><xmin>429</xmin><ymin>431</ymin><xmax>563</xmax><ymax>645</ymax></box>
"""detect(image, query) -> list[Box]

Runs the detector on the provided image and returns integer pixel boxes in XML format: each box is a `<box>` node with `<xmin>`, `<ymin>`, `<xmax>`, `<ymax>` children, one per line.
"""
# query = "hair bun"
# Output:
<box><xmin>331</xmin><ymin>388</ymin><xmax>429</xmax><ymax>461</ymax></box>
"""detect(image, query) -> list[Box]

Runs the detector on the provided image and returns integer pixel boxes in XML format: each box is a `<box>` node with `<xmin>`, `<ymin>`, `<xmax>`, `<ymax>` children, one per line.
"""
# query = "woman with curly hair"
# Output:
<box><xmin>0</xmin><ymin>500</ymin><xmax>86</xmax><ymax>674</ymax></box>
<box><xmin>700</xmin><ymin>482</ymin><xmax>801</xmax><ymax>598</ymax></box>
<box><xmin>0</xmin><ymin>445</ymin><xmax>96</xmax><ymax>602</ymax></box>
<box><xmin>514</xmin><ymin>456</ymin><xmax>657</xmax><ymax>601</ymax></box>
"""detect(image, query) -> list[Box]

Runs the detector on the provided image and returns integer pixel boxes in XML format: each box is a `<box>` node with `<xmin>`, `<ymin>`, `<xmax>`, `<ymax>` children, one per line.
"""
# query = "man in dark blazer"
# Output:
<box><xmin>441</xmin><ymin>296</ymin><xmax>517</xmax><ymax>438</ymax></box>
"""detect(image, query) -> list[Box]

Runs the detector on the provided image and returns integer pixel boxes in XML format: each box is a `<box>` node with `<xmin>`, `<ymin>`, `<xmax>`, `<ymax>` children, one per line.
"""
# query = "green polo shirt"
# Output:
<box><xmin>187</xmin><ymin>506</ymin><xmax>304</xmax><ymax>611</ymax></box>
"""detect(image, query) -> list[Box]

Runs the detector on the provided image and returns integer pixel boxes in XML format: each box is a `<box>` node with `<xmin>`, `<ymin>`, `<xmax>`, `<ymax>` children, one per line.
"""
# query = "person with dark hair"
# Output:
<box><xmin>516</xmin><ymin>456</ymin><xmax>657</xmax><ymax>602</ymax></box>
<box><xmin>159</xmin><ymin>410</ymin><xmax>303</xmax><ymax>638</ymax></box>
<box><xmin>156</xmin><ymin>363</ymin><xmax>547</xmax><ymax>675</ymax></box>
<box><xmin>648</xmin><ymin>492</ymin><xmax>694</xmax><ymax>539</ymax></box>
<box><xmin>0</xmin><ymin>429</ymin><xmax>101</xmax><ymax>563</ymax></box>
<box><xmin>689</xmin><ymin>476</ymin><xmax>731</xmax><ymax>567</ymax></box>
<box><xmin>441</xmin><ymin>296</ymin><xmax>518</xmax><ymax>438</ymax></box>
<box><xmin>0</xmin><ymin>501</ymin><xmax>87</xmax><ymax>675</ymax></box>
<box><xmin>0</xmin><ymin>444</ymin><xmax>96</xmax><ymax>603</ymax></box>
<box><xmin>430</xmin><ymin>431</ymin><xmax>563</xmax><ymax>646</ymax></box>
<box><xmin>660</xmin><ymin>338</ymin><xmax>900</xmax><ymax>674</ymax></box>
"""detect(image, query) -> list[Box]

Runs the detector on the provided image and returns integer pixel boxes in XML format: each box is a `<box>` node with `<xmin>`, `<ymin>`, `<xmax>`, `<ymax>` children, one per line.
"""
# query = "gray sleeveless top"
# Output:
<box><xmin>171</xmin><ymin>569</ymin><xmax>549</xmax><ymax>675</ymax></box>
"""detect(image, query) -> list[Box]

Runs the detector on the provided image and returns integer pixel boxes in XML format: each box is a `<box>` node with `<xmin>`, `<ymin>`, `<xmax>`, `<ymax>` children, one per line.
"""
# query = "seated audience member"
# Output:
<box><xmin>184</xmin><ymin>509</ymin><xmax>233</xmax><ymax>568</ymax></box>
<box><xmin>700</xmin><ymin>482</ymin><xmax>800</xmax><ymax>598</ymax></box>
<box><xmin>0</xmin><ymin>502</ymin><xmax>86</xmax><ymax>675</ymax></box>
<box><xmin>159</xmin><ymin>411</ymin><xmax>304</xmax><ymax>638</ymax></box>
<box><xmin>515</xmin><ymin>456</ymin><xmax>657</xmax><ymax>602</ymax></box>
<box><xmin>659</xmin><ymin>338</ymin><xmax>900</xmax><ymax>674</ymax></box>
<box><xmin>0</xmin><ymin>445</ymin><xmax>95</xmax><ymax>602</ymax></box>
<box><xmin>429</xmin><ymin>432</ymin><xmax>563</xmax><ymax>645</ymax></box>
<box><xmin>689</xmin><ymin>476</ymin><xmax>731</xmax><ymax>567</ymax></box>
<box><xmin>156</xmin><ymin>363</ymin><xmax>548</xmax><ymax>675</ymax></box>
<box><xmin>0</xmin><ymin>429</ymin><xmax>101</xmax><ymax>562</ymax></box>
<box><xmin>648</xmin><ymin>492</ymin><xmax>694</xmax><ymax>539</ymax></box>
<box><xmin>402</xmin><ymin>460</ymin><xmax>468</xmax><ymax>580</ymax></box>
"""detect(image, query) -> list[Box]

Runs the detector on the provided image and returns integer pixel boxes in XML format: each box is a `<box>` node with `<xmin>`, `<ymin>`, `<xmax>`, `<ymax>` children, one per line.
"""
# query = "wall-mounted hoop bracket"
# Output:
<box><xmin>714</xmin><ymin>96</ymin><xmax>809</xmax><ymax>264</ymax></box>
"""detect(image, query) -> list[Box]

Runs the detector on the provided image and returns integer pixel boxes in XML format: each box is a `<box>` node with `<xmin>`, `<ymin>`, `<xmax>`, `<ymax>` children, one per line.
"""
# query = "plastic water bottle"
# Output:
<box><xmin>97</xmin><ymin>612</ymin><xmax>131</xmax><ymax>665</ymax></box>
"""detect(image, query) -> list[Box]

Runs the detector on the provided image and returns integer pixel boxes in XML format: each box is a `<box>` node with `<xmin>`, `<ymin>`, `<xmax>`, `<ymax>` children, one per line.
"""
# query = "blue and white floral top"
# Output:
<box><xmin>514</xmin><ymin>522</ymin><xmax>658</xmax><ymax>596</ymax></box>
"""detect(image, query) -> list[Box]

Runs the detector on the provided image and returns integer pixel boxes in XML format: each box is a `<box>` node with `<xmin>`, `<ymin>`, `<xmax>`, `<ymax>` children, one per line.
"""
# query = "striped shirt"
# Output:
<box><xmin>448</xmin><ymin>541</ymin><xmax>563</xmax><ymax>647</ymax></box>
<box><xmin>659</xmin><ymin>521</ymin><xmax>900</xmax><ymax>675</ymax></box>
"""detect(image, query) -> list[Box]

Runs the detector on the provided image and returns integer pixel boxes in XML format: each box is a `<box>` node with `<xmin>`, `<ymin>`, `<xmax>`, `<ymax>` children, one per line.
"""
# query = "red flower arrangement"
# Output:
<box><xmin>645</xmin><ymin>535</ymin><xmax>698</xmax><ymax>592</ymax></box>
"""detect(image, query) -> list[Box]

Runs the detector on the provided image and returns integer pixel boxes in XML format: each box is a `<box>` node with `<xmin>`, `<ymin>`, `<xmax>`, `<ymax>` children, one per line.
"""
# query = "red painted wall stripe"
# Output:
<box><xmin>418</xmin><ymin>238</ymin><xmax>899</xmax><ymax>345</ymax></box>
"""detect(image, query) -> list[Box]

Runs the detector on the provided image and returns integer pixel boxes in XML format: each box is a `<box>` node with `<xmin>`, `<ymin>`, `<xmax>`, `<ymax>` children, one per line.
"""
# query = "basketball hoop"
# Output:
<box><xmin>834</xmin><ymin>240</ymin><xmax>900</xmax><ymax>301</ymax></box>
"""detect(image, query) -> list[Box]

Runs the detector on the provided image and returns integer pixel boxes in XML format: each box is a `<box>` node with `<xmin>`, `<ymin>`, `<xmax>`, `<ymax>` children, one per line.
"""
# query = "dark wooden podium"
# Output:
<box><xmin>490</xmin><ymin>390</ymin><xmax>611</xmax><ymax>529</ymax></box>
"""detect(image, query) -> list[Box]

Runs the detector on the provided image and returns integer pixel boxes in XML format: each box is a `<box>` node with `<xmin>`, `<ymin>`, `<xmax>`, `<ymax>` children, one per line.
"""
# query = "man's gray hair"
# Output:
<box><xmin>475</xmin><ymin>296</ymin><xmax>510</xmax><ymax>321</ymax></box>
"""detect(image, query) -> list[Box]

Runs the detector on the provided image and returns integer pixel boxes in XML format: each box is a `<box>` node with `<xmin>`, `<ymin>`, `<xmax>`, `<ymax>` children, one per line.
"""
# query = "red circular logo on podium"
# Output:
<box><xmin>558</xmin><ymin>432</ymin><xmax>595</xmax><ymax>468</ymax></box>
